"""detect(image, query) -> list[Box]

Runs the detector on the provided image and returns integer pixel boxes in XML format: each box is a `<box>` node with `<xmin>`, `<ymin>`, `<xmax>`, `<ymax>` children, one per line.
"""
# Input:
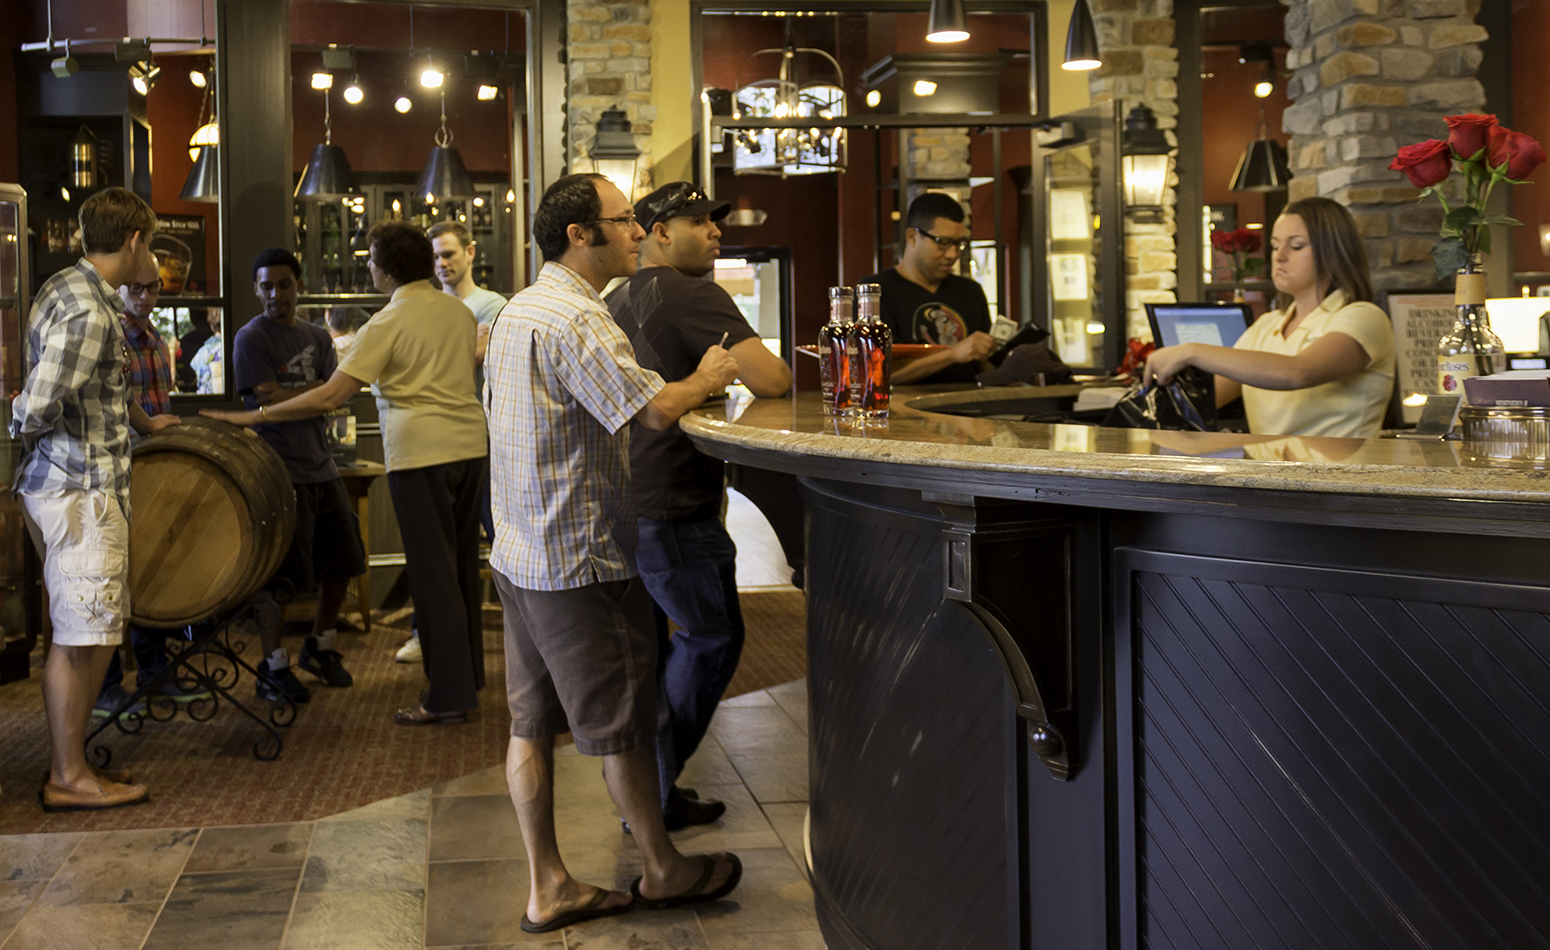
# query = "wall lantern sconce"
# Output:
<box><xmin>1062</xmin><ymin>0</ymin><xmax>1101</xmax><ymax>71</ymax></box>
<box><xmin>1121</xmin><ymin>105</ymin><xmax>1172</xmax><ymax>222</ymax></box>
<box><xmin>588</xmin><ymin>107</ymin><xmax>643</xmax><ymax>198</ymax></box>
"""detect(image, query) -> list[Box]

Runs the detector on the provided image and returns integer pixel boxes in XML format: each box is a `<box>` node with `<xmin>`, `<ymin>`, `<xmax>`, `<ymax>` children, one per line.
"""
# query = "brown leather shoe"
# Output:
<box><xmin>40</xmin><ymin>780</ymin><xmax>149</xmax><ymax>813</ymax></box>
<box><xmin>393</xmin><ymin>706</ymin><xmax>469</xmax><ymax>726</ymax></box>
<box><xmin>40</xmin><ymin>768</ymin><xmax>133</xmax><ymax>787</ymax></box>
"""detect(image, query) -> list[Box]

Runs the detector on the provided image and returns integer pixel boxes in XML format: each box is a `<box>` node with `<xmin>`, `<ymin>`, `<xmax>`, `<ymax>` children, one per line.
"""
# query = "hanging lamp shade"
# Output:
<box><xmin>1062</xmin><ymin>0</ymin><xmax>1101</xmax><ymax>71</ymax></box>
<box><xmin>1230</xmin><ymin>137</ymin><xmax>1293</xmax><ymax>192</ymax></box>
<box><xmin>296</xmin><ymin>143</ymin><xmax>354</xmax><ymax>200</ymax></box>
<box><xmin>180</xmin><ymin>145</ymin><xmax>220</xmax><ymax>202</ymax></box>
<box><xmin>926</xmin><ymin>0</ymin><xmax>969</xmax><ymax>43</ymax></box>
<box><xmin>415</xmin><ymin>145</ymin><xmax>477</xmax><ymax>202</ymax></box>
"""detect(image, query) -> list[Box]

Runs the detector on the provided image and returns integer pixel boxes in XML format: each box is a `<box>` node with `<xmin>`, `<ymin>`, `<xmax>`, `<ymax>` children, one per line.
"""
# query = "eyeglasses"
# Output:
<box><xmin>127</xmin><ymin>281</ymin><xmax>162</xmax><ymax>295</ymax></box>
<box><xmin>914</xmin><ymin>227</ymin><xmax>972</xmax><ymax>253</ymax></box>
<box><xmin>588</xmin><ymin>212</ymin><xmax>638</xmax><ymax>229</ymax></box>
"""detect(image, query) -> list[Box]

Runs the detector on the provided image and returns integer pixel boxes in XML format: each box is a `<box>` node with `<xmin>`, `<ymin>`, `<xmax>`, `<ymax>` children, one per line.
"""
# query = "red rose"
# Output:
<box><xmin>1487</xmin><ymin>126</ymin><xmax>1547</xmax><ymax>181</ymax></box>
<box><xmin>1389</xmin><ymin>139</ymin><xmax>1453</xmax><ymax>189</ymax></box>
<box><xmin>1210</xmin><ymin>230</ymin><xmax>1232</xmax><ymax>253</ymax></box>
<box><xmin>1445</xmin><ymin>113</ymin><xmax>1498</xmax><ymax>160</ymax></box>
<box><xmin>1229</xmin><ymin>227</ymin><xmax>1261</xmax><ymax>254</ymax></box>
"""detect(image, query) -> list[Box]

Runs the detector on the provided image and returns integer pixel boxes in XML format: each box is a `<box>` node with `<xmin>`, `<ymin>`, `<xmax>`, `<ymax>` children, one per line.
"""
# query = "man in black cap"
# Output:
<box><xmin>607</xmin><ymin>181</ymin><xmax>791</xmax><ymax>829</ymax></box>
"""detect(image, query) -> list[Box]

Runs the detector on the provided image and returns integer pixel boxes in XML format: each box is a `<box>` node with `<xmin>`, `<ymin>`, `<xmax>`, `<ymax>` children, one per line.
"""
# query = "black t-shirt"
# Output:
<box><xmin>606</xmin><ymin>266</ymin><xmax>759</xmax><ymax>520</ymax></box>
<box><xmin>233</xmin><ymin>316</ymin><xmax>338</xmax><ymax>484</ymax></box>
<box><xmin>862</xmin><ymin>268</ymin><xmax>992</xmax><ymax>384</ymax></box>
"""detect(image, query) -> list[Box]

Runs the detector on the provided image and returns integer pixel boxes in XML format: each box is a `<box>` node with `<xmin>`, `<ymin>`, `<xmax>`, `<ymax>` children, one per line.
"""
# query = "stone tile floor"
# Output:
<box><xmin>0</xmin><ymin>680</ymin><xmax>822</xmax><ymax>950</ymax></box>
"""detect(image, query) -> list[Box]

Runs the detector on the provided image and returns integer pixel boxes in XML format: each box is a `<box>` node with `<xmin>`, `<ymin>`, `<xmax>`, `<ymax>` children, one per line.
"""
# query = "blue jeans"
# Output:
<box><xmin>98</xmin><ymin>626</ymin><xmax>171</xmax><ymax>697</ymax></box>
<box><xmin>635</xmin><ymin>513</ymin><xmax>745</xmax><ymax>807</ymax></box>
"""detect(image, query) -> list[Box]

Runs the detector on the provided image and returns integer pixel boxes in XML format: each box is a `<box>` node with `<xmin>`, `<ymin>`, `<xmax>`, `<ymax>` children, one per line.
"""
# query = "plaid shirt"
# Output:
<box><xmin>10</xmin><ymin>259</ymin><xmax>134</xmax><ymax>500</ymax></box>
<box><xmin>120</xmin><ymin>315</ymin><xmax>173</xmax><ymax>416</ymax></box>
<box><xmin>485</xmin><ymin>262</ymin><xmax>665</xmax><ymax>591</ymax></box>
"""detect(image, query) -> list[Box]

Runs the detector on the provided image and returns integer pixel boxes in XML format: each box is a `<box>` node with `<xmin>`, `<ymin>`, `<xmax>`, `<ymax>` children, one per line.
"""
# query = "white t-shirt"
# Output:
<box><xmin>1234</xmin><ymin>289</ymin><xmax>1395</xmax><ymax>438</ymax></box>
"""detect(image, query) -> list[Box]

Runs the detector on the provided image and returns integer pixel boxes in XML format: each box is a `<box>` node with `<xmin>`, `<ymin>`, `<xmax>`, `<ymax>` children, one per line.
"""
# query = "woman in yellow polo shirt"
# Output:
<box><xmin>1144</xmin><ymin>197</ymin><xmax>1395</xmax><ymax>438</ymax></box>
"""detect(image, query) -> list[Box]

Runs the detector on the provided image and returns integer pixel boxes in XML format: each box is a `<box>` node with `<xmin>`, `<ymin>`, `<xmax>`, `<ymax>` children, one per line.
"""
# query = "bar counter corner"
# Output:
<box><xmin>686</xmin><ymin>386</ymin><xmax>1550</xmax><ymax>950</ymax></box>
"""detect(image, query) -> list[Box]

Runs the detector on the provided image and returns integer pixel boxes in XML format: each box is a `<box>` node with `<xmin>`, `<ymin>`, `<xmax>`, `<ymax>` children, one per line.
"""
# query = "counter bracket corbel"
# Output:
<box><xmin>926</xmin><ymin>491</ymin><xmax>1079</xmax><ymax>782</ymax></box>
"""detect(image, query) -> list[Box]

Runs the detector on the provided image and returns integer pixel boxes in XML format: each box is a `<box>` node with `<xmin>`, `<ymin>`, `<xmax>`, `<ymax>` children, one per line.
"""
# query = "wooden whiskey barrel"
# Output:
<box><xmin>128</xmin><ymin>418</ymin><xmax>295</xmax><ymax>628</ymax></box>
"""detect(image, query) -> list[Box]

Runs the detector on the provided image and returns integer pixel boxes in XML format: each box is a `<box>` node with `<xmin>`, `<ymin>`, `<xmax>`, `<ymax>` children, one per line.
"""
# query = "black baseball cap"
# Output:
<box><xmin>634</xmin><ymin>182</ymin><xmax>731</xmax><ymax>232</ymax></box>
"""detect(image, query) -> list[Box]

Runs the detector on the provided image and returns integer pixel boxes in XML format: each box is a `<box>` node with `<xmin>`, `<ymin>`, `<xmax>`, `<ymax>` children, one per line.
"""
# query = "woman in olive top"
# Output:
<box><xmin>1145</xmin><ymin>197</ymin><xmax>1395</xmax><ymax>438</ymax></box>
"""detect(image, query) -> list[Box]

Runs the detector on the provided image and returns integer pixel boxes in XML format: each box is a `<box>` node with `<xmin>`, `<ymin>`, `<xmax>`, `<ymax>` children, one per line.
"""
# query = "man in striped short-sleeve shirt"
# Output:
<box><xmin>484</xmin><ymin>174</ymin><xmax>743</xmax><ymax>932</ymax></box>
<box><xmin>10</xmin><ymin>187</ymin><xmax>181</xmax><ymax>813</ymax></box>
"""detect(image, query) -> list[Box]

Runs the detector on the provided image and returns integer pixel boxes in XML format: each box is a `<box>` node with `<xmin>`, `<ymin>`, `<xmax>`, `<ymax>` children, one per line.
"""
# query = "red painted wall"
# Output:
<box><xmin>1511</xmin><ymin>0</ymin><xmax>1550</xmax><ymax>275</ymax></box>
<box><xmin>1200</xmin><ymin>46</ymin><xmax>1290</xmax><ymax>230</ymax></box>
<box><xmin>146</xmin><ymin>53</ymin><xmax>222</xmax><ymax>287</ymax></box>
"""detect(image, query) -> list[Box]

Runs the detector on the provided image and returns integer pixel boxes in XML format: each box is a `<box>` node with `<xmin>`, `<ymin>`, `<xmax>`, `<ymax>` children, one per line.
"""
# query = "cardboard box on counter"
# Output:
<box><xmin>1462</xmin><ymin>370</ymin><xmax>1550</xmax><ymax>407</ymax></box>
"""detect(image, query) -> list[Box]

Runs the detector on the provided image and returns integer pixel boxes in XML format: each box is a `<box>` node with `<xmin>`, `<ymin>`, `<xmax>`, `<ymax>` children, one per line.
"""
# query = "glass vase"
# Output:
<box><xmin>1437</xmin><ymin>257</ymin><xmax>1503</xmax><ymax>399</ymax></box>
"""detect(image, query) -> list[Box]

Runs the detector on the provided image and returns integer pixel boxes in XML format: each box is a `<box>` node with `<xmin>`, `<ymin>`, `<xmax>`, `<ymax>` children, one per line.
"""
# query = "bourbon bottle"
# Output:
<box><xmin>819</xmin><ymin>286</ymin><xmax>853</xmax><ymax>414</ymax></box>
<box><xmin>848</xmin><ymin>283</ymin><xmax>891</xmax><ymax>418</ymax></box>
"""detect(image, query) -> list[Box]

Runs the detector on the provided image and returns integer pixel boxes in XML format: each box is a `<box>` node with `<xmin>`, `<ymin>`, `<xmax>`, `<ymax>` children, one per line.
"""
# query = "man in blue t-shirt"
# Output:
<box><xmin>232</xmin><ymin>248</ymin><xmax>365</xmax><ymax>703</ymax></box>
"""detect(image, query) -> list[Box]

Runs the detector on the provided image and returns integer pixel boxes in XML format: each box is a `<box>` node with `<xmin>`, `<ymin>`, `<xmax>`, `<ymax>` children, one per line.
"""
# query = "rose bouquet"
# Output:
<box><xmin>1210</xmin><ymin>226</ymin><xmax>1264</xmax><ymax>298</ymax></box>
<box><xmin>1389</xmin><ymin>113</ymin><xmax>1547</xmax><ymax>281</ymax></box>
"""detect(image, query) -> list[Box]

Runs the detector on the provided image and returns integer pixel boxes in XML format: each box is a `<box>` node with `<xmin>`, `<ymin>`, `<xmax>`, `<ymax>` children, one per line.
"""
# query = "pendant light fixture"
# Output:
<box><xmin>415</xmin><ymin>91</ymin><xmax>477</xmax><ymax>202</ymax></box>
<box><xmin>1230</xmin><ymin>102</ymin><xmax>1292</xmax><ymax>192</ymax></box>
<box><xmin>181</xmin><ymin>146</ymin><xmax>220</xmax><ymax>202</ymax></box>
<box><xmin>296</xmin><ymin>56</ymin><xmax>355</xmax><ymax>200</ymax></box>
<box><xmin>926</xmin><ymin>0</ymin><xmax>969</xmax><ymax>43</ymax></box>
<box><xmin>1062</xmin><ymin>0</ymin><xmax>1101</xmax><ymax>71</ymax></box>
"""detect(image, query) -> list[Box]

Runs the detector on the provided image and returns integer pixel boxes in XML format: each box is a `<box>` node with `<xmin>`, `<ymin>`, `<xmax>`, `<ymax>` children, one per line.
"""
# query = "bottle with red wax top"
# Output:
<box><xmin>848</xmin><ymin>283</ymin><xmax>891</xmax><ymax>418</ymax></box>
<box><xmin>819</xmin><ymin>286</ymin><xmax>853</xmax><ymax>414</ymax></box>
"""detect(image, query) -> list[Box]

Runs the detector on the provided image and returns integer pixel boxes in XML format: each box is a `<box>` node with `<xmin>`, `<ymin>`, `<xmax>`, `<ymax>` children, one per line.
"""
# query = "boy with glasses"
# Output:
<box><xmin>863</xmin><ymin>191</ymin><xmax>996</xmax><ymax>384</ymax></box>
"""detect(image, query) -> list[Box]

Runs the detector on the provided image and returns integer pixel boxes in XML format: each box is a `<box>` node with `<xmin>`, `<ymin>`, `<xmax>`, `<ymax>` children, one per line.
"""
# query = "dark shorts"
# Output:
<box><xmin>271</xmin><ymin>477</ymin><xmax>367</xmax><ymax>596</ymax></box>
<box><xmin>494</xmin><ymin>571</ymin><xmax>658</xmax><ymax>756</ymax></box>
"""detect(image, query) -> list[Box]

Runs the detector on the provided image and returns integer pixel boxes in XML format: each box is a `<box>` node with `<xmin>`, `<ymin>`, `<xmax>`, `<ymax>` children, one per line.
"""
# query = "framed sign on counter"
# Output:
<box><xmin>1385</xmin><ymin>292</ymin><xmax>1454</xmax><ymax>424</ymax></box>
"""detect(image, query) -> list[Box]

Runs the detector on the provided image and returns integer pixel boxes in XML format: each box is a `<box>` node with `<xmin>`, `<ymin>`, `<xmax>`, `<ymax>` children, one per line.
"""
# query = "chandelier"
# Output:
<box><xmin>732</xmin><ymin>29</ymin><xmax>846</xmax><ymax>176</ymax></box>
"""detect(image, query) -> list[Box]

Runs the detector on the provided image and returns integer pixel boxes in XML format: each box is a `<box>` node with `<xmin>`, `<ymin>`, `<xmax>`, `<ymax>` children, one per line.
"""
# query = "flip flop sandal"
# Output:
<box><xmin>629</xmin><ymin>853</ymin><xmax>743</xmax><ymax>910</ymax></box>
<box><xmin>519</xmin><ymin>887</ymin><xmax>632</xmax><ymax>934</ymax></box>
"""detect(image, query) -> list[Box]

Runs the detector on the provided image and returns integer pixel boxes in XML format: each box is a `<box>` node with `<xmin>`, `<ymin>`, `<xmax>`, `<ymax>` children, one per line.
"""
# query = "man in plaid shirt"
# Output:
<box><xmin>485</xmin><ymin>174</ymin><xmax>742</xmax><ymax>932</ymax></box>
<box><xmin>11</xmin><ymin>187</ymin><xmax>181</xmax><ymax>812</ymax></box>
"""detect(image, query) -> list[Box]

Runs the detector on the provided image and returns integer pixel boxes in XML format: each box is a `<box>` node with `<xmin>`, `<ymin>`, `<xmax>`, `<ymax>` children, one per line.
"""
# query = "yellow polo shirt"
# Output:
<box><xmin>1233</xmin><ymin>290</ymin><xmax>1395</xmax><ymax>439</ymax></box>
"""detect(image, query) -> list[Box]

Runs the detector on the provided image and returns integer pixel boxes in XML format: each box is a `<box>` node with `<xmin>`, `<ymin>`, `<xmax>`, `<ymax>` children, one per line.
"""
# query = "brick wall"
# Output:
<box><xmin>1089</xmin><ymin>0</ymin><xmax>1180</xmax><ymax>341</ymax></box>
<box><xmin>567</xmin><ymin>0</ymin><xmax>655</xmax><ymax>193</ymax></box>
<box><xmin>1281</xmin><ymin>0</ymin><xmax>1487</xmax><ymax>291</ymax></box>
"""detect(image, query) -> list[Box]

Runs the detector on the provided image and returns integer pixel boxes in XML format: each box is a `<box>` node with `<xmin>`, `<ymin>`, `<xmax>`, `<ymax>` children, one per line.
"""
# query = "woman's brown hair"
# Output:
<box><xmin>1274</xmin><ymin>196</ymin><xmax>1373</xmax><ymax>312</ymax></box>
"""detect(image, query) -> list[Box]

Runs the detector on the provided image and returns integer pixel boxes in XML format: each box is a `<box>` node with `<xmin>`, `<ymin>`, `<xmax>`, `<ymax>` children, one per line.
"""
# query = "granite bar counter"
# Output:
<box><xmin>685</xmin><ymin>387</ymin><xmax>1550</xmax><ymax>950</ymax></box>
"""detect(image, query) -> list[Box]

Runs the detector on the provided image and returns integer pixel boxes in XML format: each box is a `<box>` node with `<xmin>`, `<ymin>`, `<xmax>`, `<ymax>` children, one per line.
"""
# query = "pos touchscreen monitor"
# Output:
<box><xmin>1145</xmin><ymin>302</ymin><xmax>1254</xmax><ymax>350</ymax></box>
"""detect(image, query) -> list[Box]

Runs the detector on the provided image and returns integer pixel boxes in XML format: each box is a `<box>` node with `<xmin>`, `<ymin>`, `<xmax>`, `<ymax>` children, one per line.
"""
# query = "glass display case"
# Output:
<box><xmin>0</xmin><ymin>184</ymin><xmax>38</xmax><ymax>683</ymax></box>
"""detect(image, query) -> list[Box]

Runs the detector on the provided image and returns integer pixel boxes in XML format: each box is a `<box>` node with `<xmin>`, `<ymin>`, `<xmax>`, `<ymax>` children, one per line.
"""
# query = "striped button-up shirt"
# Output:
<box><xmin>10</xmin><ymin>259</ymin><xmax>134</xmax><ymax>501</ymax></box>
<box><xmin>485</xmin><ymin>262</ymin><xmax>665</xmax><ymax>591</ymax></box>
<box><xmin>121</xmin><ymin>316</ymin><xmax>173</xmax><ymax>416</ymax></box>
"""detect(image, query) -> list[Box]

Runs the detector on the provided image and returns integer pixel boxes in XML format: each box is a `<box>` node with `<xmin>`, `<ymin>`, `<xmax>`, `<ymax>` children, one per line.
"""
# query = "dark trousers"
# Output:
<box><xmin>635</xmin><ymin>512</ymin><xmax>746</xmax><ymax>806</ymax></box>
<box><xmin>98</xmin><ymin>626</ymin><xmax>170</xmax><ymax>697</ymax></box>
<box><xmin>388</xmin><ymin>456</ymin><xmax>487</xmax><ymax>713</ymax></box>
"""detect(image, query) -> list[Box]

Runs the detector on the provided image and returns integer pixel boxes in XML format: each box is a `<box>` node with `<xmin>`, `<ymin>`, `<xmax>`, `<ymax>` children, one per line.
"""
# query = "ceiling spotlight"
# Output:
<box><xmin>343</xmin><ymin>78</ymin><xmax>364</xmax><ymax>104</ymax></box>
<box><xmin>477</xmin><ymin>84</ymin><xmax>499</xmax><ymax>101</ymax></box>
<box><xmin>129</xmin><ymin>60</ymin><xmax>160</xmax><ymax>95</ymax></box>
<box><xmin>395</xmin><ymin>95</ymin><xmax>413</xmax><ymax>113</ymax></box>
<box><xmin>865</xmin><ymin>89</ymin><xmax>880</xmax><ymax>108</ymax></box>
<box><xmin>51</xmin><ymin>42</ymin><xmax>79</xmax><ymax>78</ymax></box>
<box><xmin>311</xmin><ymin>71</ymin><xmax>333</xmax><ymax>90</ymax></box>
<box><xmin>190</xmin><ymin>69</ymin><xmax>206</xmax><ymax>88</ymax></box>
<box><xmin>1254</xmin><ymin>80</ymin><xmax>1273</xmax><ymax>98</ymax></box>
<box><xmin>419</xmin><ymin>62</ymin><xmax>444</xmax><ymax>89</ymax></box>
<box><xmin>913</xmin><ymin>79</ymin><xmax>938</xmax><ymax>97</ymax></box>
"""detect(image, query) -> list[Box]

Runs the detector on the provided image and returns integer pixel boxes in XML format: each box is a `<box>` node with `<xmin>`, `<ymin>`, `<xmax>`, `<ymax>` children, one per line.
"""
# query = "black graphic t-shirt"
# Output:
<box><xmin>233</xmin><ymin>315</ymin><xmax>339</xmax><ymax>484</ymax></box>
<box><xmin>863</xmin><ymin>269</ymin><xmax>992</xmax><ymax>384</ymax></box>
<box><xmin>607</xmin><ymin>266</ymin><xmax>759</xmax><ymax>520</ymax></box>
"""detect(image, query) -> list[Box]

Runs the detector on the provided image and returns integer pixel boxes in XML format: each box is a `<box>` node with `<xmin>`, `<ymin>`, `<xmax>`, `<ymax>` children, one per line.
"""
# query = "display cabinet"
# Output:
<box><xmin>0</xmin><ymin>184</ymin><xmax>40</xmax><ymax>683</ymax></box>
<box><xmin>295</xmin><ymin>180</ymin><xmax>516</xmax><ymax>296</ymax></box>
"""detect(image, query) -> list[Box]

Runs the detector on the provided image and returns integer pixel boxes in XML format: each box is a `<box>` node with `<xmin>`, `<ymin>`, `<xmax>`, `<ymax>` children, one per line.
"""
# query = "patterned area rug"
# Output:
<box><xmin>0</xmin><ymin>589</ymin><xmax>805</xmax><ymax>834</ymax></box>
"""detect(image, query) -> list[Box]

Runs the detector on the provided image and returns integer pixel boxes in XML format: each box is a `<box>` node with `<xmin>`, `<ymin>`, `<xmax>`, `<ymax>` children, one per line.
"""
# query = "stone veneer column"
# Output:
<box><xmin>906</xmin><ymin>127</ymin><xmax>973</xmax><ymax>240</ymax></box>
<box><xmin>1280</xmin><ymin>0</ymin><xmax>1487</xmax><ymax>291</ymax></box>
<box><xmin>566</xmin><ymin>0</ymin><xmax>655</xmax><ymax>193</ymax></box>
<box><xmin>1089</xmin><ymin>0</ymin><xmax>1180</xmax><ymax>341</ymax></box>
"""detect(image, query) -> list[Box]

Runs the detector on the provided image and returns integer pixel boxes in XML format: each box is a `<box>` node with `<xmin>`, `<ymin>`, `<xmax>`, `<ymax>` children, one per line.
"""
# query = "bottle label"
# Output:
<box><xmin>1438</xmin><ymin>355</ymin><xmax>1477</xmax><ymax>395</ymax></box>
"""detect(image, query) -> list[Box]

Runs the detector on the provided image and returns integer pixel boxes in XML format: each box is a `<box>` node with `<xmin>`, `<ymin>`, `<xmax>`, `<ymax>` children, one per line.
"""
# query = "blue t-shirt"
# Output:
<box><xmin>233</xmin><ymin>315</ymin><xmax>339</xmax><ymax>484</ymax></box>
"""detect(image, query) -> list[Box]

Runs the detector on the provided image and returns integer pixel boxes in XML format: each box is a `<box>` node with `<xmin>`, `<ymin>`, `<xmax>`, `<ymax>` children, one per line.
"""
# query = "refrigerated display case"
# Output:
<box><xmin>0</xmin><ymin>184</ymin><xmax>39</xmax><ymax>683</ymax></box>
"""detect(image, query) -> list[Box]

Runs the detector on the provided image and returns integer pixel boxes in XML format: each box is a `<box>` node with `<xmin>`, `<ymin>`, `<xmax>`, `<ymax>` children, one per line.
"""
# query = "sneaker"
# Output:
<box><xmin>142</xmin><ymin>678</ymin><xmax>211</xmax><ymax>702</ymax></box>
<box><xmin>299</xmin><ymin>637</ymin><xmax>354</xmax><ymax>687</ymax></box>
<box><xmin>92</xmin><ymin>684</ymin><xmax>146</xmax><ymax>719</ymax></box>
<box><xmin>256</xmin><ymin>660</ymin><xmax>311</xmax><ymax>704</ymax></box>
<box><xmin>395</xmin><ymin>634</ymin><xmax>422</xmax><ymax>664</ymax></box>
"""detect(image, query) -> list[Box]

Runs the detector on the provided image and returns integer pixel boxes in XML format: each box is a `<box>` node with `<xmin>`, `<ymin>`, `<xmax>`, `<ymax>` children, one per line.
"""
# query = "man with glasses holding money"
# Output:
<box><xmin>863</xmin><ymin>192</ymin><xmax>996</xmax><ymax>384</ymax></box>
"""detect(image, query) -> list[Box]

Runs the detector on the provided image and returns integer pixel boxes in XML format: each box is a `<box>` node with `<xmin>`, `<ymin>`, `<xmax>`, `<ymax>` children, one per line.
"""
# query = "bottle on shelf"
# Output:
<box><xmin>819</xmin><ymin>286</ymin><xmax>853</xmax><ymax>415</ymax></box>
<box><xmin>848</xmin><ymin>282</ymin><xmax>891</xmax><ymax>418</ymax></box>
<box><xmin>1437</xmin><ymin>258</ymin><xmax>1504</xmax><ymax>398</ymax></box>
